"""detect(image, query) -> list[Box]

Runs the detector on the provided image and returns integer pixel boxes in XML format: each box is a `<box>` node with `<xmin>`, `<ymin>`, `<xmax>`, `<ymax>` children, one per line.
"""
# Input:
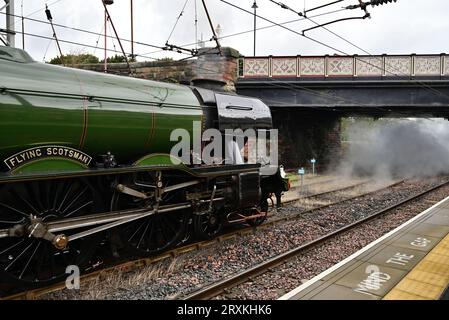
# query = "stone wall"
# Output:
<box><xmin>74</xmin><ymin>47</ymin><xmax>240</xmax><ymax>92</ymax></box>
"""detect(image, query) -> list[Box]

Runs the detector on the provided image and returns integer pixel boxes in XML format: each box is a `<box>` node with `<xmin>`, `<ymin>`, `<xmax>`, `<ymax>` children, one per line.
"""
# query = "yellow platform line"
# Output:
<box><xmin>384</xmin><ymin>234</ymin><xmax>449</xmax><ymax>300</ymax></box>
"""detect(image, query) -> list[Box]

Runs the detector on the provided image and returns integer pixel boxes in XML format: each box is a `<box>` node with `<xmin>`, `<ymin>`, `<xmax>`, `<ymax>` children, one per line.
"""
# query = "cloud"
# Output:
<box><xmin>1</xmin><ymin>0</ymin><xmax>448</xmax><ymax>61</ymax></box>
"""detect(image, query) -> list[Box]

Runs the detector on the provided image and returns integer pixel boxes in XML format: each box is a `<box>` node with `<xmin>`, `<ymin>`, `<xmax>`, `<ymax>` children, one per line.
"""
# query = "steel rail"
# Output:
<box><xmin>301</xmin><ymin>180</ymin><xmax>371</xmax><ymax>199</ymax></box>
<box><xmin>282</xmin><ymin>179</ymin><xmax>404</xmax><ymax>207</ymax></box>
<box><xmin>183</xmin><ymin>180</ymin><xmax>449</xmax><ymax>300</ymax></box>
<box><xmin>0</xmin><ymin>179</ymin><xmax>421</xmax><ymax>300</ymax></box>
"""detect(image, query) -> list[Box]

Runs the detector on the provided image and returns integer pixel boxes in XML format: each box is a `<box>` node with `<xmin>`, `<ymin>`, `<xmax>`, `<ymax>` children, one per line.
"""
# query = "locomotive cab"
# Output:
<box><xmin>191</xmin><ymin>87</ymin><xmax>285</xmax><ymax>214</ymax></box>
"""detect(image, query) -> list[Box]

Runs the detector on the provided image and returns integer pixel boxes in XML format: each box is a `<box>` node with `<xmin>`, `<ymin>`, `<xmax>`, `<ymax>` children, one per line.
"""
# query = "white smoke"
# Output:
<box><xmin>338</xmin><ymin>118</ymin><xmax>449</xmax><ymax>179</ymax></box>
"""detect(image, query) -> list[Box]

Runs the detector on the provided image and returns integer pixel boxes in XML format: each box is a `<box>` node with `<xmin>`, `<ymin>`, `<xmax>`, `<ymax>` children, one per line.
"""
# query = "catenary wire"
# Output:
<box><xmin>217</xmin><ymin>0</ymin><xmax>449</xmax><ymax>113</ymax></box>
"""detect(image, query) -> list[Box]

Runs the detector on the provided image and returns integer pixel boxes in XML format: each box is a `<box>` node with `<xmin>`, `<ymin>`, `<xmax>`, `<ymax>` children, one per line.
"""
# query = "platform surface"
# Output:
<box><xmin>280</xmin><ymin>196</ymin><xmax>449</xmax><ymax>300</ymax></box>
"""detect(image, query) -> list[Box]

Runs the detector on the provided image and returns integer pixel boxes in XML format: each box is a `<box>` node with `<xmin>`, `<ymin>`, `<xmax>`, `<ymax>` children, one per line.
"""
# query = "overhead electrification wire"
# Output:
<box><xmin>10</xmin><ymin>29</ymin><xmax>166</xmax><ymax>61</ymax></box>
<box><xmin>0</xmin><ymin>11</ymin><xmax>165</xmax><ymax>51</ymax></box>
<box><xmin>92</xmin><ymin>24</ymin><xmax>105</xmax><ymax>55</ymax></box>
<box><xmin>41</xmin><ymin>36</ymin><xmax>53</xmax><ymax>61</ymax></box>
<box><xmin>219</xmin><ymin>0</ymin><xmax>449</xmax><ymax>106</ymax></box>
<box><xmin>218</xmin><ymin>0</ymin><xmax>347</xmax><ymax>55</ymax></box>
<box><xmin>107</xmin><ymin>21</ymin><xmax>117</xmax><ymax>54</ymax></box>
<box><xmin>200</xmin><ymin>0</ymin><xmax>446</xmax><ymax>120</ymax></box>
<box><xmin>265</xmin><ymin>0</ymin><xmax>449</xmax><ymax>103</ymax></box>
<box><xmin>200</xmin><ymin>0</ymin><xmax>222</xmax><ymax>54</ymax></box>
<box><xmin>13</xmin><ymin>0</ymin><xmax>65</xmax><ymax>27</ymax></box>
<box><xmin>304</xmin><ymin>16</ymin><xmax>449</xmax><ymax>103</ymax></box>
<box><xmin>44</xmin><ymin>4</ymin><xmax>64</xmax><ymax>62</ymax></box>
<box><xmin>166</xmin><ymin>0</ymin><xmax>190</xmax><ymax>44</ymax></box>
<box><xmin>138</xmin><ymin>7</ymin><xmax>346</xmax><ymax>56</ymax></box>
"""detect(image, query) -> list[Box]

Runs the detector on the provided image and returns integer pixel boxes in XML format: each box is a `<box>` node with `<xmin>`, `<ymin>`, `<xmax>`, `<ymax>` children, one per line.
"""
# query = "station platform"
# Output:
<box><xmin>280</xmin><ymin>196</ymin><xmax>449</xmax><ymax>300</ymax></box>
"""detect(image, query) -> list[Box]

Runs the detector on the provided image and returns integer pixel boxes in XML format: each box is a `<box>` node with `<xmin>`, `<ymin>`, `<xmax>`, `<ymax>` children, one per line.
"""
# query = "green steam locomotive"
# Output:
<box><xmin>0</xmin><ymin>46</ymin><xmax>283</xmax><ymax>288</ymax></box>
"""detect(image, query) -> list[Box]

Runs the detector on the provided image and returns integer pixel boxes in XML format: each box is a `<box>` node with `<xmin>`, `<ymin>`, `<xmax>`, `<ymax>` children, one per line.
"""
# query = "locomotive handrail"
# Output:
<box><xmin>0</xmin><ymin>163</ymin><xmax>262</xmax><ymax>184</ymax></box>
<box><xmin>226</xmin><ymin>105</ymin><xmax>253</xmax><ymax>111</ymax></box>
<box><xmin>0</xmin><ymin>87</ymin><xmax>202</xmax><ymax>109</ymax></box>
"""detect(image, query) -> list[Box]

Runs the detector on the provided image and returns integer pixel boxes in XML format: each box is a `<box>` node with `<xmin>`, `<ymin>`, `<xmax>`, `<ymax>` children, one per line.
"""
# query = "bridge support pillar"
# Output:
<box><xmin>272</xmin><ymin>109</ymin><xmax>342</xmax><ymax>171</ymax></box>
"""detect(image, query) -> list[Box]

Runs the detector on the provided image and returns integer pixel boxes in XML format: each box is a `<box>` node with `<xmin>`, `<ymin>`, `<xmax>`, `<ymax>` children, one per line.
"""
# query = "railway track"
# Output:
<box><xmin>289</xmin><ymin>177</ymin><xmax>339</xmax><ymax>189</ymax></box>
<box><xmin>281</xmin><ymin>179</ymin><xmax>399</xmax><ymax>207</ymax></box>
<box><xmin>183</xmin><ymin>179</ymin><xmax>449</xmax><ymax>300</ymax></box>
<box><xmin>300</xmin><ymin>180</ymin><xmax>371</xmax><ymax>200</ymax></box>
<box><xmin>0</xmin><ymin>178</ymin><xmax>419</xmax><ymax>300</ymax></box>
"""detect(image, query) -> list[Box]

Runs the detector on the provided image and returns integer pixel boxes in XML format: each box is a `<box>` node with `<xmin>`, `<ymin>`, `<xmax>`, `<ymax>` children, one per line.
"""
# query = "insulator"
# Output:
<box><xmin>371</xmin><ymin>0</ymin><xmax>397</xmax><ymax>7</ymax></box>
<box><xmin>45</xmin><ymin>5</ymin><xmax>52</xmax><ymax>21</ymax></box>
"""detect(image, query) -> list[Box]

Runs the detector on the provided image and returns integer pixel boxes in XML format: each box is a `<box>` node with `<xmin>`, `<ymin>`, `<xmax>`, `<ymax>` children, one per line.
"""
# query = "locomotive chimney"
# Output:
<box><xmin>191</xmin><ymin>46</ymin><xmax>240</xmax><ymax>92</ymax></box>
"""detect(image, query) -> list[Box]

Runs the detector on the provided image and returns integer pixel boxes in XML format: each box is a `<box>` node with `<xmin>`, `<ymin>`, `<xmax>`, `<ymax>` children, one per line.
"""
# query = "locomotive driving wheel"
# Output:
<box><xmin>193</xmin><ymin>207</ymin><xmax>223</xmax><ymax>240</ymax></box>
<box><xmin>0</xmin><ymin>178</ymin><xmax>102</xmax><ymax>287</ymax></box>
<box><xmin>111</xmin><ymin>171</ymin><xmax>190</xmax><ymax>257</ymax></box>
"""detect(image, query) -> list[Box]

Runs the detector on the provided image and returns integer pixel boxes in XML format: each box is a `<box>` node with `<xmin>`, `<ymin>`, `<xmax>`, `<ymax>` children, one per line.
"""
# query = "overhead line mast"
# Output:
<box><xmin>1</xmin><ymin>0</ymin><xmax>15</xmax><ymax>46</ymax></box>
<box><xmin>101</xmin><ymin>0</ymin><xmax>131</xmax><ymax>74</ymax></box>
<box><xmin>45</xmin><ymin>4</ymin><xmax>64</xmax><ymax>64</ymax></box>
<box><xmin>201</xmin><ymin>0</ymin><xmax>222</xmax><ymax>55</ymax></box>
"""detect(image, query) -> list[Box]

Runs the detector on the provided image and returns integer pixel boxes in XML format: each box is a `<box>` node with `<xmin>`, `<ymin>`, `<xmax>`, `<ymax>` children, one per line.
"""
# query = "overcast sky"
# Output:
<box><xmin>1</xmin><ymin>0</ymin><xmax>449</xmax><ymax>62</ymax></box>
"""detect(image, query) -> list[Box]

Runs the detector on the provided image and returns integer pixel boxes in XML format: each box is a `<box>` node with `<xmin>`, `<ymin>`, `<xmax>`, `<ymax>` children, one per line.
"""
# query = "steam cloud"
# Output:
<box><xmin>338</xmin><ymin>118</ymin><xmax>449</xmax><ymax>178</ymax></box>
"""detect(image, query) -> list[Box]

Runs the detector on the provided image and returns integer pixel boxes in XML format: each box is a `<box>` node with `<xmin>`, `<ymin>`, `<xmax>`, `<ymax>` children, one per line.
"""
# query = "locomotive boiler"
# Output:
<box><xmin>0</xmin><ymin>46</ymin><xmax>283</xmax><ymax>287</ymax></box>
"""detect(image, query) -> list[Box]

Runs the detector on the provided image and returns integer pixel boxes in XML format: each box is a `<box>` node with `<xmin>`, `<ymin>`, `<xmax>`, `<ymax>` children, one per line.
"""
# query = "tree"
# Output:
<box><xmin>100</xmin><ymin>55</ymin><xmax>136</xmax><ymax>63</ymax></box>
<box><xmin>48</xmin><ymin>54</ymin><xmax>100</xmax><ymax>65</ymax></box>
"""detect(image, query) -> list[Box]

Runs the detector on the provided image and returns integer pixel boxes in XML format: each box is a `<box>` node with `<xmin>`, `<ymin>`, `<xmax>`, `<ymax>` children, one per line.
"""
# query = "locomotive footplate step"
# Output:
<box><xmin>280</xmin><ymin>196</ymin><xmax>449</xmax><ymax>300</ymax></box>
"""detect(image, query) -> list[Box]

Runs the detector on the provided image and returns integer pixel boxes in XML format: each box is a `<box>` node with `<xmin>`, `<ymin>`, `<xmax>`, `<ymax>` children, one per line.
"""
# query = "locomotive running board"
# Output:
<box><xmin>0</xmin><ymin>164</ymin><xmax>261</xmax><ymax>184</ymax></box>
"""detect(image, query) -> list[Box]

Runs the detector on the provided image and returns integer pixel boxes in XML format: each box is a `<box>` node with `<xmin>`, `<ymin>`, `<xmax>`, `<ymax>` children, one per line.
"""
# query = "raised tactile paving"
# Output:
<box><xmin>384</xmin><ymin>234</ymin><xmax>449</xmax><ymax>300</ymax></box>
<box><xmin>280</xmin><ymin>195</ymin><xmax>449</xmax><ymax>300</ymax></box>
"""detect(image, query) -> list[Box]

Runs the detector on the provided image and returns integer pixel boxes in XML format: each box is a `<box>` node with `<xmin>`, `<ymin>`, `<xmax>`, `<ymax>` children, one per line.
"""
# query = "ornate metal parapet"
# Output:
<box><xmin>240</xmin><ymin>54</ymin><xmax>449</xmax><ymax>79</ymax></box>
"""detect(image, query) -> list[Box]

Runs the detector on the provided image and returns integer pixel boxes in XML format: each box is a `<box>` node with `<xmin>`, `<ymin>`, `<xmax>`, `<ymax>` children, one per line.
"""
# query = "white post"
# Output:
<box><xmin>5</xmin><ymin>0</ymin><xmax>15</xmax><ymax>47</ymax></box>
<box><xmin>311</xmin><ymin>158</ymin><xmax>316</xmax><ymax>175</ymax></box>
<box><xmin>298</xmin><ymin>167</ymin><xmax>305</xmax><ymax>194</ymax></box>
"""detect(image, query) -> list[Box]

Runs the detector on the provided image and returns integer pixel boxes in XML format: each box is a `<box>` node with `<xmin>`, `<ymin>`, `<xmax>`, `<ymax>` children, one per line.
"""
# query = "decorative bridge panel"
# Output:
<box><xmin>356</xmin><ymin>57</ymin><xmax>383</xmax><ymax>76</ymax></box>
<box><xmin>272</xmin><ymin>58</ymin><xmax>297</xmax><ymax>77</ymax></box>
<box><xmin>445</xmin><ymin>57</ymin><xmax>449</xmax><ymax>76</ymax></box>
<box><xmin>328</xmin><ymin>57</ymin><xmax>353</xmax><ymax>76</ymax></box>
<box><xmin>243</xmin><ymin>58</ymin><xmax>269</xmax><ymax>77</ymax></box>
<box><xmin>414</xmin><ymin>56</ymin><xmax>441</xmax><ymax>76</ymax></box>
<box><xmin>241</xmin><ymin>54</ymin><xmax>449</xmax><ymax>78</ymax></box>
<box><xmin>384</xmin><ymin>56</ymin><xmax>411</xmax><ymax>76</ymax></box>
<box><xmin>300</xmin><ymin>57</ymin><xmax>325</xmax><ymax>76</ymax></box>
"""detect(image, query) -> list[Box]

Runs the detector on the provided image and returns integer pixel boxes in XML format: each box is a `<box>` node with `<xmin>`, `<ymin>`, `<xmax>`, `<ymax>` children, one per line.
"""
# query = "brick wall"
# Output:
<box><xmin>271</xmin><ymin>109</ymin><xmax>342</xmax><ymax>170</ymax></box>
<box><xmin>74</xmin><ymin>47</ymin><xmax>240</xmax><ymax>92</ymax></box>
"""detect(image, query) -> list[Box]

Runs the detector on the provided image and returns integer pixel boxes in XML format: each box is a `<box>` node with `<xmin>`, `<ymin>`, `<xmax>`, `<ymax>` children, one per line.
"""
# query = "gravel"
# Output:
<box><xmin>41</xmin><ymin>176</ymin><xmax>449</xmax><ymax>300</ymax></box>
<box><xmin>220</xmin><ymin>183</ymin><xmax>449</xmax><ymax>300</ymax></box>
